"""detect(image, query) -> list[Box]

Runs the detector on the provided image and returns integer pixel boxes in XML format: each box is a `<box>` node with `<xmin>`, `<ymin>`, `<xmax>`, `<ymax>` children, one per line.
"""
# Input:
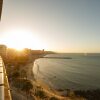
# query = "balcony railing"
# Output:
<box><xmin>0</xmin><ymin>56</ymin><xmax>12</xmax><ymax>100</ymax></box>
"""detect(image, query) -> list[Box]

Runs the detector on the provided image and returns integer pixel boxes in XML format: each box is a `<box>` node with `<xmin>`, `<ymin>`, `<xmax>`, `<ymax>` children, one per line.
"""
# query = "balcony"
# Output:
<box><xmin>0</xmin><ymin>56</ymin><xmax>12</xmax><ymax>100</ymax></box>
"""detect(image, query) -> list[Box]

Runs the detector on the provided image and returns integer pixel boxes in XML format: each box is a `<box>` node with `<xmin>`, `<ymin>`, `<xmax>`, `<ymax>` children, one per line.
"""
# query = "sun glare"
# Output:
<box><xmin>1</xmin><ymin>29</ymin><xmax>46</xmax><ymax>50</ymax></box>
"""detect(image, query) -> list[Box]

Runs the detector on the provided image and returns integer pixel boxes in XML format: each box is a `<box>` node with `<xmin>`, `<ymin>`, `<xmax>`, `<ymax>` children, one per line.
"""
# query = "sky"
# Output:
<box><xmin>0</xmin><ymin>0</ymin><xmax>100</xmax><ymax>53</ymax></box>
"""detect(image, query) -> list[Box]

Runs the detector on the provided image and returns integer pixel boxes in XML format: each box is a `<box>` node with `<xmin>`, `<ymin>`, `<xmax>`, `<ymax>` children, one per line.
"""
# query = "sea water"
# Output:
<box><xmin>33</xmin><ymin>53</ymin><xmax>100</xmax><ymax>90</ymax></box>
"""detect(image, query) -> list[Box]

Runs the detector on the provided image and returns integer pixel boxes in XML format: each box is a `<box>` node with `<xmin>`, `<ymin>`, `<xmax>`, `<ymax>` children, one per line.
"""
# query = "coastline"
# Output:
<box><xmin>28</xmin><ymin>58</ymin><xmax>100</xmax><ymax>100</ymax></box>
<box><xmin>6</xmin><ymin>53</ymin><xmax>100</xmax><ymax>100</ymax></box>
<box><xmin>23</xmin><ymin>61</ymin><xmax>67</xmax><ymax>99</ymax></box>
<box><xmin>19</xmin><ymin>60</ymin><xmax>85</xmax><ymax>100</ymax></box>
<box><xmin>9</xmin><ymin>59</ymin><xmax>68</xmax><ymax>100</ymax></box>
<box><xmin>8</xmin><ymin>55</ymin><xmax>85</xmax><ymax>100</ymax></box>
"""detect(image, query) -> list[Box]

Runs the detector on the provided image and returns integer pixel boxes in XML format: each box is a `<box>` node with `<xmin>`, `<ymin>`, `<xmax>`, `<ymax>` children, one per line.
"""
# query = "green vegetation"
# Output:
<box><xmin>74</xmin><ymin>89</ymin><xmax>100</xmax><ymax>100</ymax></box>
<box><xmin>35</xmin><ymin>90</ymin><xmax>47</xmax><ymax>99</ymax></box>
<box><xmin>20</xmin><ymin>70</ymin><xmax>27</xmax><ymax>78</ymax></box>
<box><xmin>11</xmin><ymin>71</ymin><xmax>20</xmax><ymax>79</ymax></box>
<box><xmin>49</xmin><ymin>97</ymin><xmax>59</xmax><ymax>100</ymax></box>
<box><xmin>21</xmin><ymin>79</ymin><xmax>33</xmax><ymax>93</ymax></box>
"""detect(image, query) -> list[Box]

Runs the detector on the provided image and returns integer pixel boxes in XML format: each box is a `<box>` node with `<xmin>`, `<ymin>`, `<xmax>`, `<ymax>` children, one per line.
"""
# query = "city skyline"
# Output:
<box><xmin>0</xmin><ymin>0</ymin><xmax>100</xmax><ymax>53</ymax></box>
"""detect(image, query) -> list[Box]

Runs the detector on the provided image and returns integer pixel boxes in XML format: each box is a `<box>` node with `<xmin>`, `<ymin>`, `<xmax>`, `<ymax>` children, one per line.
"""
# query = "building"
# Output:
<box><xmin>0</xmin><ymin>45</ymin><xmax>7</xmax><ymax>58</ymax></box>
<box><xmin>0</xmin><ymin>0</ymin><xmax>3</xmax><ymax>20</ymax></box>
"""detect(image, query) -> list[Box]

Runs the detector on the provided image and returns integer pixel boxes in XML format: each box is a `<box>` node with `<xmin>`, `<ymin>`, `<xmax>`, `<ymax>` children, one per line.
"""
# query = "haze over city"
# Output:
<box><xmin>0</xmin><ymin>0</ymin><xmax>100</xmax><ymax>52</ymax></box>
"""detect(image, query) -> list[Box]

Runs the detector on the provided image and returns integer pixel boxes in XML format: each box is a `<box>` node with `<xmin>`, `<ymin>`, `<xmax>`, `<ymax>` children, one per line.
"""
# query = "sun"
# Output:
<box><xmin>1</xmin><ymin>29</ymin><xmax>46</xmax><ymax>50</ymax></box>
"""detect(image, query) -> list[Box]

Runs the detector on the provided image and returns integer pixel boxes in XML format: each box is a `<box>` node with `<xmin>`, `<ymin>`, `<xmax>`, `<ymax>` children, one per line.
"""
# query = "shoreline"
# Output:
<box><xmin>8</xmin><ymin>55</ymin><xmax>100</xmax><ymax>100</ymax></box>
<box><xmin>8</xmin><ymin>54</ymin><xmax>68</xmax><ymax>100</ymax></box>
<box><xmin>24</xmin><ymin>61</ymin><xmax>67</xmax><ymax>99</ymax></box>
<box><xmin>30</xmin><ymin>59</ymin><xmax>100</xmax><ymax>100</ymax></box>
<box><xmin>22</xmin><ymin>60</ymin><xmax>86</xmax><ymax>100</ymax></box>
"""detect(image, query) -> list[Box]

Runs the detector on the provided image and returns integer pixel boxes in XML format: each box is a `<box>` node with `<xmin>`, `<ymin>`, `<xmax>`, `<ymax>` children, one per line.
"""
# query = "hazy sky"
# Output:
<box><xmin>0</xmin><ymin>0</ymin><xmax>100</xmax><ymax>52</ymax></box>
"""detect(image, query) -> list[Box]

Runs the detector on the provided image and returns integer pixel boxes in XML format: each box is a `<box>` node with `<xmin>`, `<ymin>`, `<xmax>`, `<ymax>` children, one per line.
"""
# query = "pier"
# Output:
<box><xmin>41</xmin><ymin>57</ymin><xmax>72</xmax><ymax>59</ymax></box>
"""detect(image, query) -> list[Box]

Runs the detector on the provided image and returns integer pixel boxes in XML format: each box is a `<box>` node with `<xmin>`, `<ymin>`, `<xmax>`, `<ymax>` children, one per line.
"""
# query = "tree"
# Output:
<box><xmin>12</xmin><ymin>71</ymin><xmax>20</xmax><ymax>79</ymax></box>
<box><xmin>20</xmin><ymin>70</ymin><xmax>27</xmax><ymax>79</ymax></box>
<box><xmin>50</xmin><ymin>97</ymin><xmax>59</xmax><ymax>100</ymax></box>
<box><xmin>22</xmin><ymin>80</ymin><xmax>33</xmax><ymax>92</ymax></box>
<box><xmin>21</xmin><ymin>79</ymin><xmax>33</xmax><ymax>100</ymax></box>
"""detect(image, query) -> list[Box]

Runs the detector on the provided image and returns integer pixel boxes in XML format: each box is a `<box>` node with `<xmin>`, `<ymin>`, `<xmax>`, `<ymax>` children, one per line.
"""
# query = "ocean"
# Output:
<box><xmin>33</xmin><ymin>53</ymin><xmax>100</xmax><ymax>90</ymax></box>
